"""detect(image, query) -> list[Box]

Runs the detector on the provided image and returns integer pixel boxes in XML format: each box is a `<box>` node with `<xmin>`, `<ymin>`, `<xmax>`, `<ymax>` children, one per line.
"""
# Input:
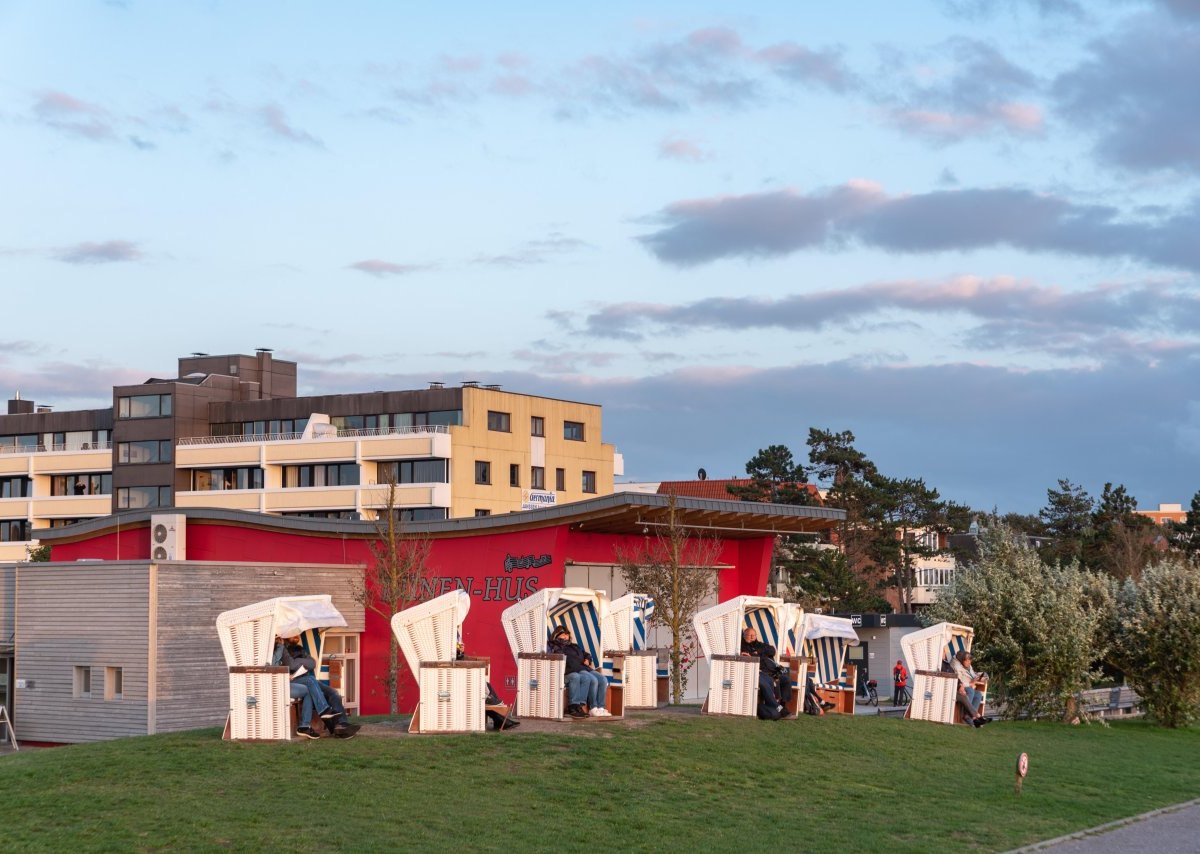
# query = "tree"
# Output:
<box><xmin>1166</xmin><ymin>490</ymin><xmax>1200</xmax><ymax>559</ymax></box>
<box><xmin>725</xmin><ymin>444</ymin><xmax>812</xmax><ymax>505</ymax></box>
<box><xmin>1038</xmin><ymin>479</ymin><xmax>1094</xmax><ymax>567</ymax></box>
<box><xmin>25</xmin><ymin>543</ymin><xmax>50</xmax><ymax>562</ymax></box>
<box><xmin>874</xmin><ymin>476</ymin><xmax>945</xmax><ymax>613</ymax></box>
<box><xmin>1111</xmin><ymin>559</ymin><xmax>1200</xmax><ymax>727</ymax></box>
<box><xmin>352</xmin><ymin>477</ymin><xmax>433</xmax><ymax>714</ymax></box>
<box><xmin>1085</xmin><ymin>483</ymin><xmax>1159</xmax><ymax>580</ymax></box>
<box><xmin>615</xmin><ymin>496</ymin><xmax>723</xmax><ymax>703</ymax></box>
<box><xmin>778</xmin><ymin>543</ymin><xmax>891</xmax><ymax>613</ymax></box>
<box><xmin>928</xmin><ymin>522</ymin><xmax>1112</xmax><ymax>722</ymax></box>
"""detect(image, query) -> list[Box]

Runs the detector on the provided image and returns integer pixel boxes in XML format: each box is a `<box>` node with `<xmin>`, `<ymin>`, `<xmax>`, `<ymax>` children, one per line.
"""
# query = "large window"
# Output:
<box><xmin>0</xmin><ymin>435</ymin><xmax>38</xmax><ymax>451</ymax></box>
<box><xmin>50</xmin><ymin>474</ymin><xmax>112</xmax><ymax>496</ymax></box>
<box><xmin>531</xmin><ymin>466</ymin><xmax>545</xmax><ymax>490</ymax></box>
<box><xmin>117</xmin><ymin>393</ymin><xmax>172</xmax><ymax>419</ymax></box>
<box><xmin>0</xmin><ymin>476</ymin><xmax>32</xmax><ymax>498</ymax></box>
<box><xmin>390</xmin><ymin>410</ymin><xmax>463</xmax><ymax>429</ymax></box>
<box><xmin>376</xmin><ymin>459</ymin><xmax>449</xmax><ymax>484</ymax></box>
<box><xmin>475</xmin><ymin>461</ymin><xmax>491</xmax><ymax>485</ymax></box>
<box><xmin>118</xmin><ymin>440</ymin><xmax>172</xmax><ymax>464</ymax></box>
<box><xmin>48</xmin><ymin>429</ymin><xmax>109</xmax><ymax>451</ymax></box>
<box><xmin>564</xmin><ymin>420</ymin><xmax>585</xmax><ymax>441</ymax></box>
<box><xmin>582</xmin><ymin>470</ymin><xmax>597</xmax><ymax>493</ymax></box>
<box><xmin>116</xmin><ymin>486</ymin><xmax>171</xmax><ymax>509</ymax></box>
<box><xmin>192</xmin><ymin>467</ymin><xmax>264</xmax><ymax>491</ymax></box>
<box><xmin>282</xmin><ymin>510</ymin><xmax>360</xmax><ymax>520</ymax></box>
<box><xmin>282</xmin><ymin>463</ymin><xmax>360</xmax><ymax>488</ymax></box>
<box><xmin>487</xmin><ymin>411</ymin><xmax>511</xmax><ymax>432</ymax></box>
<box><xmin>0</xmin><ymin>519</ymin><xmax>31</xmax><ymax>542</ymax></box>
<box><xmin>530</xmin><ymin>416</ymin><xmax>544</xmax><ymax>437</ymax></box>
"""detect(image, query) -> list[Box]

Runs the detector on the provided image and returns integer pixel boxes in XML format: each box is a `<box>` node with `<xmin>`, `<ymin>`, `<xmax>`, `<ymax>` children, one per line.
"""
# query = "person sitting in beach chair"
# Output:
<box><xmin>549</xmin><ymin>625</ymin><xmax>610</xmax><ymax>718</ymax></box>
<box><xmin>274</xmin><ymin>636</ymin><xmax>358</xmax><ymax>739</ymax></box>
<box><xmin>947</xmin><ymin>650</ymin><xmax>990</xmax><ymax>728</ymax></box>
<box><xmin>740</xmin><ymin>627</ymin><xmax>793</xmax><ymax>720</ymax></box>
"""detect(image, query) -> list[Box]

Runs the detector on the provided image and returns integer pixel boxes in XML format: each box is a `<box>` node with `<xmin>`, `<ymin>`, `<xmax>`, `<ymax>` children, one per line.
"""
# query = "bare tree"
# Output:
<box><xmin>352</xmin><ymin>474</ymin><xmax>433</xmax><ymax>714</ymax></box>
<box><xmin>615</xmin><ymin>496</ymin><xmax>723</xmax><ymax>704</ymax></box>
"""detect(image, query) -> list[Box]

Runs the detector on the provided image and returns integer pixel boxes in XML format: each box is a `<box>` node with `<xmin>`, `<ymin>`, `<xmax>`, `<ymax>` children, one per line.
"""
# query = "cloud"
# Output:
<box><xmin>346</xmin><ymin>259</ymin><xmax>432</xmax><ymax>277</ymax></box>
<box><xmin>474</xmin><ymin>232</ymin><xmax>590</xmax><ymax>268</ymax></box>
<box><xmin>755</xmin><ymin>41</ymin><xmax>858</xmax><ymax>93</ymax></box>
<box><xmin>1053</xmin><ymin>18</ymin><xmax>1200</xmax><ymax>173</ymax></box>
<box><xmin>259</xmin><ymin>104</ymin><xmax>323</xmax><ymax>147</ymax></box>
<box><xmin>659</xmin><ymin>135</ymin><xmax>711</xmax><ymax>162</ymax></box>
<box><xmin>884</xmin><ymin>39</ymin><xmax>1043</xmax><ymax>143</ymax></box>
<box><xmin>637</xmin><ymin>182</ymin><xmax>1200</xmax><ymax>271</ymax></box>
<box><xmin>33</xmin><ymin>90</ymin><xmax>115</xmax><ymax>141</ymax></box>
<box><xmin>54</xmin><ymin>240</ymin><xmax>143</xmax><ymax>264</ymax></box>
<box><xmin>582</xmin><ymin>277</ymin><xmax>1200</xmax><ymax>363</ymax></box>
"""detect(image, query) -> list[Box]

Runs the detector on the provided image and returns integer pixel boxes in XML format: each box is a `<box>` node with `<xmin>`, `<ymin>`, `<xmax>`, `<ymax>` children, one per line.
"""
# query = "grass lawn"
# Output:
<box><xmin>1</xmin><ymin>711</ymin><xmax>1198</xmax><ymax>852</ymax></box>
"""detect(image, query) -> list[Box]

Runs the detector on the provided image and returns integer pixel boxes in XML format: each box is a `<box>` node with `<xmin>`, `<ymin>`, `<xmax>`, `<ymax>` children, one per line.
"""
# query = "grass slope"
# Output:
<box><xmin>1</xmin><ymin>713</ymin><xmax>1198</xmax><ymax>852</ymax></box>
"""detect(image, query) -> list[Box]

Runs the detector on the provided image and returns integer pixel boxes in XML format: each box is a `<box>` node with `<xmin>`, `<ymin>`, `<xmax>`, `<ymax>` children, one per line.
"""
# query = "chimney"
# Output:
<box><xmin>8</xmin><ymin>393</ymin><xmax>34</xmax><ymax>415</ymax></box>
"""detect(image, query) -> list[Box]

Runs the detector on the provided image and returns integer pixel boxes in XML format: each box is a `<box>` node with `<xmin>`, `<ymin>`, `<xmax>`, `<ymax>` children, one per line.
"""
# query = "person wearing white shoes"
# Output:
<box><xmin>548</xmin><ymin>625</ymin><xmax>610</xmax><ymax>718</ymax></box>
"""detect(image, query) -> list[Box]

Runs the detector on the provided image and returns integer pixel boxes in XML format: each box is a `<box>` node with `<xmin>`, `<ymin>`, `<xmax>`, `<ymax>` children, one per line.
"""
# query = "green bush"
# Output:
<box><xmin>1111</xmin><ymin>559</ymin><xmax>1200</xmax><ymax>728</ymax></box>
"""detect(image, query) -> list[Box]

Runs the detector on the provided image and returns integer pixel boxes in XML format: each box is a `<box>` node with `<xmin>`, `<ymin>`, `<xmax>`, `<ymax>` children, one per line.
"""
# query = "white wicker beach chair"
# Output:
<box><xmin>802</xmin><ymin>613</ymin><xmax>860</xmax><ymax>715</ymax></box>
<box><xmin>391</xmin><ymin>590</ymin><xmax>486</xmax><ymax>734</ymax></box>
<box><xmin>604</xmin><ymin>593</ymin><xmax>663</xmax><ymax>709</ymax></box>
<box><xmin>901</xmin><ymin>622</ymin><xmax>985</xmax><ymax>725</ymax></box>
<box><xmin>693</xmin><ymin>596</ymin><xmax>796</xmax><ymax>717</ymax></box>
<box><xmin>216</xmin><ymin>595</ymin><xmax>348</xmax><ymax>741</ymax></box>
<box><xmin>500</xmin><ymin>588</ymin><xmax>614</xmax><ymax>720</ymax></box>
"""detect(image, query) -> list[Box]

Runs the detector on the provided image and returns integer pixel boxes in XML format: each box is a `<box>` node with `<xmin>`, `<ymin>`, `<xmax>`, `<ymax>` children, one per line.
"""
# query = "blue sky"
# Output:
<box><xmin>2</xmin><ymin>0</ymin><xmax>1198</xmax><ymax>514</ymax></box>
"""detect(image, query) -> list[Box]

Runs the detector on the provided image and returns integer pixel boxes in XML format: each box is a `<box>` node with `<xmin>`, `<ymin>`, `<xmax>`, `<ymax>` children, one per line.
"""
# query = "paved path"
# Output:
<box><xmin>1013</xmin><ymin>799</ymin><xmax>1200</xmax><ymax>853</ymax></box>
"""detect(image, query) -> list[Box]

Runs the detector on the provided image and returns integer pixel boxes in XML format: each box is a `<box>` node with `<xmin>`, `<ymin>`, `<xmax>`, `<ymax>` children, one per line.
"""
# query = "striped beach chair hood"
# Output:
<box><xmin>605</xmin><ymin>593</ymin><xmax>655</xmax><ymax>653</ymax></box>
<box><xmin>501</xmin><ymin>587</ymin><xmax>611</xmax><ymax>667</ymax></box>
<box><xmin>900</xmin><ymin>622</ymin><xmax>973</xmax><ymax>674</ymax></box>
<box><xmin>391</xmin><ymin>589</ymin><xmax>471</xmax><ymax>675</ymax></box>
<box><xmin>216</xmin><ymin>595</ymin><xmax>347</xmax><ymax>668</ymax></box>
<box><xmin>693</xmin><ymin>595</ymin><xmax>789</xmax><ymax>661</ymax></box>
<box><xmin>803</xmin><ymin>613</ymin><xmax>859</xmax><ymax>688</ymax></box>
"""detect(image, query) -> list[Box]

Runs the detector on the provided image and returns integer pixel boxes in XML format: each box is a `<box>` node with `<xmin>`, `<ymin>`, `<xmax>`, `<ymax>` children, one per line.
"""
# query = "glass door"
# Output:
<box><xmin>322</xmin><ymin>634</ymin><xmax>360</xmax><ymax>715</ymax></box>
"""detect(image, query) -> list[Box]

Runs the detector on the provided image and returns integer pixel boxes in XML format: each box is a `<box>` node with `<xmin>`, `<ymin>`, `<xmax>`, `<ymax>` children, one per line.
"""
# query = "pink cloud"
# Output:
<box><xmin>33</xmin><ymin>90</ymin><xmax>115</xmax><ymax>140</ymax></box>
<box><xmin>347</xmin><ymin>259</ymin><xmax>430</xmax><ymax>277</ymax></box>
<box><xmin>659</xmin><ymin>136</ymin><xmax>710</xmax><ymax>162</ymax></box>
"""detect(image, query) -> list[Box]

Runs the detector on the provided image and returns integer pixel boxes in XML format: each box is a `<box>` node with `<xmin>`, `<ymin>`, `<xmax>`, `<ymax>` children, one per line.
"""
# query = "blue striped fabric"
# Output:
<box><xmin>548</xmin><ymin>599</ymin><xmax>604</xmax><ymax>670</ymax></box>
<box><xmin>299</xmin><ymin>629</ymin><xmax>329</xmax><ymax>683</ymax></box>
<box><xmin>743</xmin><ymin>607</ymin><xmax>780</xmax><ymax>653</ymax></box>
<box><xmin>810</xmin><ymin>636</ymin><xmax>848</xmax><ymax>689</ymax></box>
<box><xmin>947</xmin><ymin>634</ymin><xmax>968</xmax><ymax>661</ymax></box>
<box><xmin>633</xmin><ymin>595</ymin><xmax>654</xmax><ymax>652</ymax></box>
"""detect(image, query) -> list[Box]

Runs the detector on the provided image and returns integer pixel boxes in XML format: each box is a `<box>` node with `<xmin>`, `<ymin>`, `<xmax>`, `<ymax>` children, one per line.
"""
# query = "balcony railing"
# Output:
<box><xmin>178</xmin><ymin>425</ymin><xmax>449</xmax><ymax>446</ymax></box>
<box><xmin>0</xmin><ymin>441</ymin><xmax>112</xmax><ymax>455</ymax></box>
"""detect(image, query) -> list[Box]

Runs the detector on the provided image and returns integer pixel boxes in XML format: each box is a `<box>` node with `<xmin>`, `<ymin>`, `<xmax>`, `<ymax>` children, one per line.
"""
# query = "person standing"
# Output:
<box><xmin>892</xmin><ymin>658</ymin><xmax>909</xmax><ymax>705</ymax></box>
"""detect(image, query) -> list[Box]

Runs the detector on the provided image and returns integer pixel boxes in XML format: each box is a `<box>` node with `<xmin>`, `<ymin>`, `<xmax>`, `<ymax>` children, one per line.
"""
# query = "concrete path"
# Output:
<box><xmin>1013</xmin><ymin>799</ymin><xmax>1200</xmax><ymax>853</ymax></box>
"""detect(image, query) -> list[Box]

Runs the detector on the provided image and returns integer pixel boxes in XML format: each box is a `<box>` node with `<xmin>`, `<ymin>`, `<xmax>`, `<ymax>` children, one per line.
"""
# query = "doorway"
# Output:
<box><xmin>848</xmin><ymin>641</ymin><xmax>868</xmax><ymax>696</ymax></box>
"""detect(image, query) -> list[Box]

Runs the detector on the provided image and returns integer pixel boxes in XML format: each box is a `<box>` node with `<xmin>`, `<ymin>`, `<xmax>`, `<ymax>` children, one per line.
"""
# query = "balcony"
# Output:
<box><xmin>176</xmin><ymin>426</ymin><xmax>451</xmax><ymax>468</ymax></box>
<box><xmin>910</xmin><ymin>555</ymin><xmax>957</xmax><ymax>606</ymax></box>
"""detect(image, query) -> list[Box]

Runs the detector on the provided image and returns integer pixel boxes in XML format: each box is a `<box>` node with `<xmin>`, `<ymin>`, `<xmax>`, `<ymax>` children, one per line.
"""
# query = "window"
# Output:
<box><xmin>105</xmin><ymin>666</ymin><xmax>123</xmax><ymax>700</ymax></box>
<box><xmin>396</xmin><ymin>507</ymin><xmax>449</xmax><ymax>522</ymax></box>
<box><xmin>530</xmin><ymin>416</ymin><xmax>544</xmax><ymax>437</ymax></box>
<box><xmin>282</xmin><ymin>463</ymin><xmax>360</xmax><ymax>488</ymax></box>
<box><xmin>118</xmin><ymin>440</ymin><xmax>172</xmax><ymax>464</ymax></box>
<box><xmin>564</xmin><ymin>421</ymin><xmax>585</xmax><ymax>441</ymax></box>
<box><xmin>531</xmin><ymin>466</ymin><xmax>545</xmax><ymax>489</ymax></box>
<box><xmin>475</xmin><ymin>461</ymin><xmax>491</xmax><ymax>485</ymax></box>
<box><xmin>192</xmin><ymin>467</ymin><xmax>265</xmax><ymax>491</ymax></box>
<box><xmin>51</xmin><ymin>474</ymin><xmax>112</xmax><ymax>496</ymax></box>
<box><xmin>0</xmin><ymin>434</ymin><xmax>38</xmax><ymax>451</ymax></box>
<box><xmin>74</xmin><ymin>666</ymin><xmax>92</xmax><ymax>699</ymax></box>
<box><xmin>510</xmin><ymin>463</ymin><xmax>520</xmax><ymax>487</ymax></box>
<box><xmin>0</xmin><ymin>520</ymin><xmax>31</xmax><ymax>542</ymax></box>
<box><xmin>475</xmin><ymin>509</ymin><xmax>491</xmax><ymax>517</ymax></box>
<box><xmin>555</xmin><ymin>468</ymin><xmax>565</xmax><ymax>491</ymax></box>
<box><xmin>0</xmin><ymin>476</ymin><xmax>32</xmax><ymax>498</ymax></box>
<box><xmin>116</xmin><ymin>486</ymin><xmax>171</xmax><ymax>509</ymax></box>
<box><xmin>487</xmin><ymin>411</ymin><xmax>511</xmax><ymax>432</ymax></box>
<box><xmin>376</xmin><ymin>459</ymin><xmax>449</xmax><ymax>484</ymax></box>
<box><xmin>281</xmin><ymin>510</ymin><xmax>360</xmax><ymax>520</ymax></box>
<box><xmin>117</xmin><ymin>393</ymin><xmax>172</xmax><ymax>419</ymax></box>
<box><xmin>582</xmin><ymin>470</ymin><xmax>597</xmax><ymax>493</ymax></box>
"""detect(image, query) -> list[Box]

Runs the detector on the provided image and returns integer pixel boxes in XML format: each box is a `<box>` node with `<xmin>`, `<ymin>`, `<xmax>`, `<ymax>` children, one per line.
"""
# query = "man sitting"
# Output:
<box><xmin>949</xmin><ymin>649</ymin><xmax>990</xmax><ymax>729</ymax></box>
<box><xmin>740</xmin><ymin>627</ymin><xmax>793</xmax><ymax>719</ymax></box>
<box><xmin>273</xmin><ymin>635</ymin><xmax>360</xmax><ymax>739</ymax></box>
<box><xmin>548</xmin><ymin>625</ymin><xmax>610</xmax><ymax>718</ymax></box>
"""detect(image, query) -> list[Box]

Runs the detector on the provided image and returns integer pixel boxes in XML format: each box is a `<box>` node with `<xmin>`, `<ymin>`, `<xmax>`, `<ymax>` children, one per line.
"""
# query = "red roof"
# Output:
<box><xmin>657</xmin><ymin>478</ymin><xmax>821</xmax><ymax>503</ymax></box>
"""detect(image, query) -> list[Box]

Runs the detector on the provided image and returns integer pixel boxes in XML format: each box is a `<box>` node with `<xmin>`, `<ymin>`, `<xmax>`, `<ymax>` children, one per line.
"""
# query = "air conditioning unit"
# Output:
<box><xmin>150</xmin><ymin>513</ymin><xmax>186</xmax><ymax>561</ymax></box>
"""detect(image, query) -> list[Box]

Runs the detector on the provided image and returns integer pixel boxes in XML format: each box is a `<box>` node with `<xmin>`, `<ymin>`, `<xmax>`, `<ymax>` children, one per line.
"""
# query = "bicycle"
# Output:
<box><xmin>894</xmin><ymin>684</ymin><xmax>912</xmax><ymax>706</ymax></box>
<box><xmin>864</xmin><ymin>679</ymin><xmax>879</xmax><ymax>707</ymax></box>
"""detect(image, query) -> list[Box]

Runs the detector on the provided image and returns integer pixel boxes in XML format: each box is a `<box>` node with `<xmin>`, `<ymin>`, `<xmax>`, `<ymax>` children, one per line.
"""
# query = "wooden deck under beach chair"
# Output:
<box><xmin>901</xmin><ymin>622</ymin><xmax>986</xmax><ymax>725</ymax></box>
<box><xmin>802</xmin><ymin>614</ymin><xmax>859</xmax><ymax>715</ymax></box>
<box><xmin>693</xmin><ymin>596</ymin><xmax>798</xmax><ymax>717</ymax></box>
<box><xmin>501</xmin><ymin>588</ymin><xmax>619</xmax><ymax>720</ymax></box>
<box><xmin>216</xmin><ymin>595</ymin><xmax>348</xmax><ymax>741</ymax></box>
<box><xmin>392</xmin><ymin>590</ymin><xmax>487</xmax><ymax>733</ymax></box>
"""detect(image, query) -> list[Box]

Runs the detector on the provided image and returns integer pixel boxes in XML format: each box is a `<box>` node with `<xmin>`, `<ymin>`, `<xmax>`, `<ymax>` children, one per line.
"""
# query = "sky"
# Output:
<box><xmin>1</xmin><ymin>0</ymin><xmax>1198</xmax><ymax>514</ymax></box>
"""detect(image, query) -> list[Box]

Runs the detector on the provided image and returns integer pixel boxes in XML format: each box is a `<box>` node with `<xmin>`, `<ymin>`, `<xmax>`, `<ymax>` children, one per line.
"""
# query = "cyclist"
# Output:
<box><xmin>892</xmin><ymin>658</ymin><xmax>909</xmax><ymax>705</ymax></box>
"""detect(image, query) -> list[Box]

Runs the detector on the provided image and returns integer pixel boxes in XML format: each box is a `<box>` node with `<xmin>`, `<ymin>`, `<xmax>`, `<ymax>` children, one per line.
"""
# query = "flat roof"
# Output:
<box><xmin>35</xmin><ymin>492</ymin><xmax>845</xmax><ymax>544</ymax></box>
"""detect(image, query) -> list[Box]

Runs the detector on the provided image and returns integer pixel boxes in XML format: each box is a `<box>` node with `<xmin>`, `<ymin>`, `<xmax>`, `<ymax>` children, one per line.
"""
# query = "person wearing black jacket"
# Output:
<box><xmin>548</xmin><ymin>625</ymin><xmax>610</xmax><ymax>718</ymax></box>
<box><xmin>740</xmin><ymin>627</ymin><xmax>793</xmax><ymax>719</ymax></box>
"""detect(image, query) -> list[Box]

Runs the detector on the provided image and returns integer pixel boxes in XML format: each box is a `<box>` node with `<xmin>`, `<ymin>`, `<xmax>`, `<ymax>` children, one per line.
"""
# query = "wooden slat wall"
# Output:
<box><xmin>0</xmin><ymin>564</ymin><xmax>14</xmax><ymax>650</ymax></box>
<box><xmin>15</xmin><ymin>562</ymin><xmax>152</xmax><ymax>743</ymax></box>
<box><xmin>13</xmin><ymin>560</ymin><xmax>364</xmax><ymax>743</ymax></box>
<box><xmin>152</xmin><ymin>562</ymin><xmax>364</xmax><ymax>734</ymax></box>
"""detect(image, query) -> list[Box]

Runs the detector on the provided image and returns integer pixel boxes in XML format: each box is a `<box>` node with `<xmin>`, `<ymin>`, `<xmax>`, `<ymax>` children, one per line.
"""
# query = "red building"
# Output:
<box><xmin>32</xmin><ymin>494</ymin><xmax>841</xmax><ymax>722</ymax></box>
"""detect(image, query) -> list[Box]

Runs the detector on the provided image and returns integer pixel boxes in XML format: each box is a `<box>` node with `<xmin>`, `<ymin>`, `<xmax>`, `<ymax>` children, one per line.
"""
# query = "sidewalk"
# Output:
<box><xmin>1013</xmin><ymin>799</ymin><xmax>1200</xmax><ymax>853</ymax></box>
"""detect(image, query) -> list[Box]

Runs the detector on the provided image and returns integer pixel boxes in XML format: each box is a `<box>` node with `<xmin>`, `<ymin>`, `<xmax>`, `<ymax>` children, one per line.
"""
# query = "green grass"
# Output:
<box><xmin>1</xmin><ymin>713</ymin><xmax>1198</xmax><ymax>852</ymax></box>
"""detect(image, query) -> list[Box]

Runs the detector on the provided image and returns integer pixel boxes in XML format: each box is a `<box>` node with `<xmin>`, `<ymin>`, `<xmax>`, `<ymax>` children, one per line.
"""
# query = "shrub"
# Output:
<box><xmin>1111</xmin><ymin>559</ymin><xmax>1200</xmax><ymax>728</ymax></box>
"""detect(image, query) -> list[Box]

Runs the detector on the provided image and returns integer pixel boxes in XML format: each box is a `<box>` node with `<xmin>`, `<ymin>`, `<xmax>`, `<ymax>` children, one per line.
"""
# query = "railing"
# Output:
<box><xmin>916</xmin><ymin>566</ymin><xmax>957</xmax><ymax>589</ymax></box>
<box><xmin>178</xmin><ymin>424</ymin><xmax>449</xmax><ymax>447</ymax></box>
<box><xmin>0</xmin><ymin>441</ymin><xmax>112</xmax><ymax>455</ymax></box>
